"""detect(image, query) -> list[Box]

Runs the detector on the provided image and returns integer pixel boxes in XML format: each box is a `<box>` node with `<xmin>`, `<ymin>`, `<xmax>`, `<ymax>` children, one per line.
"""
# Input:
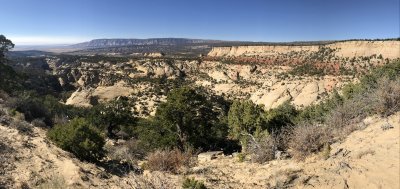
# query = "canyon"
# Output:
<box><xmin>2</xmin><ymin>38</ymin><xmax>399</xmax><ymax>189</ymax></box>
<box><xmin>38</xmin><ymin>40</ymin><xmax>398</xmax><ymax>114</ymax></box>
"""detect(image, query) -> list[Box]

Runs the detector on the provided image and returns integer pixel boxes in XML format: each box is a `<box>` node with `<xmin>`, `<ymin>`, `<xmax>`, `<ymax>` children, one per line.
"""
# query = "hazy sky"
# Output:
<box><xmin>1</xmin><ymin>0</ymin><xmax>399</xmax><ymax>45</ymax></box>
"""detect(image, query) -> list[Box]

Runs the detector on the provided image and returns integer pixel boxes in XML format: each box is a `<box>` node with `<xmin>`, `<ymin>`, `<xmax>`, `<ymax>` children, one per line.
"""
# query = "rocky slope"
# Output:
<box><xmin>1</xmin><ymin>109</ymin><xmax>398</xmax><ymax>188</ymax></box>
<box><xmin>58</xmin><ymin>58</ymin><xmax>352</xmax><ymax>112</ymax></box>
<box><xmin>173</xmin><ymin>112</ymin><xmax>400</xmax><ymax>189</ymax></box>
<box><xmin>9</xmin><ymin>40</ymin><xmax>399</xmax><ymax>114</ymax></box>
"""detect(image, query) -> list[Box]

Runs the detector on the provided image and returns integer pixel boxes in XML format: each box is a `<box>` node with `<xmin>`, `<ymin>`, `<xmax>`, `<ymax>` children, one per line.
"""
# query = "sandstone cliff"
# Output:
<box><xmin>208</xmin><ymin>40</ymin><xmax>400</xmax><ymax>59</ymax></box>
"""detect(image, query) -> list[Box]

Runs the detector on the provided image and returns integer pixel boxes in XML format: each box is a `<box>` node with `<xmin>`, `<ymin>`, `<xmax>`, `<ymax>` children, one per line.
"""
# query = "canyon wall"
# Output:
<box><xmin>208</xmin><ymin>41</ymin><xmax>400</xmax><ymax>59</ymax></box>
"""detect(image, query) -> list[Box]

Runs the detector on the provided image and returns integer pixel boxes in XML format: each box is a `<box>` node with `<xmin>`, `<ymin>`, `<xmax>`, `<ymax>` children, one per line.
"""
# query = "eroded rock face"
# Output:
<box><xmin>249</xmin><ymin>76</ymin><xmax>347</xmax><ymax>109</ymax></box>
<box><xmin>59</xmin><ymin>58</ymin><xmax>352</xmax><ymax>112</ymax></box>
<box><xmin>208</xmin><ymin>41</ymin><xmax>400</xmax><ymax>59</ymax></box>
<box><xmin>144</xmin><ymin>52</ymin><xmax>165</xmax><ymax>57</ymax></box>
<box><xmin>46</xmin><ymin>40</ymin><xmax>399</xmax><ymax>114</ymax></box>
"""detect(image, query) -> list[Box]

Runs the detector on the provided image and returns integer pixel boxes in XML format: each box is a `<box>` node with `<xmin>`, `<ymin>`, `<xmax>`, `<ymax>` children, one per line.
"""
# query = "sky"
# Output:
<box><xmin>1</xmin><ymin>0</ymin><xmax>399</xmax><ymax>45</ymax></box>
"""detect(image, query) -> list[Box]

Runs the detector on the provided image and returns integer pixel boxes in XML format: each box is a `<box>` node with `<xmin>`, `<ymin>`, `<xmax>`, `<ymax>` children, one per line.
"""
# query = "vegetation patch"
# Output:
<box><xmin>47</xmin><ymin>118</ymin><xmax>105</xmax><ymax>162</ymax></box>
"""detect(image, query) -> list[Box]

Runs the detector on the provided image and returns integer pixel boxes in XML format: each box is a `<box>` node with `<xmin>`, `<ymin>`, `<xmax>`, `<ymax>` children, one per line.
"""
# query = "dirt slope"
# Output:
<box><xmin>0</xmin><ymin>123</ymin><xmax>143</xmax><ymax>188</ymax></box>
<box><xmin>167</xmin><ymin>112</ymin><xmax>400</xmax><ymax>188</ymax></box>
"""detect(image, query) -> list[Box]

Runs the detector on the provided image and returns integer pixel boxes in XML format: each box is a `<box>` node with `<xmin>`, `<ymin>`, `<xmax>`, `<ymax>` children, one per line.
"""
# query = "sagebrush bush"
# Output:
<box><xmin>288</xmin><ymin>123</ymin><xmax>333</xmax><ymax>160</ymax></box>
<box><xmin>130</xmin><ymin>172</ymin><xmax>173</xmax><ymax>189</ymax></box>
<box><xmin>145</xmin><ymin>148</ymin><xmax>194</xmax><ymax>174</ymax></box>
<box><xmin>325</xmin><ymin>77</ymin><xmax>400</xmax><ymax>138</ymax></box>
<box><xmin>372</xmin><ymin>77</ymin><xmax>400</xmax><ymax>116</ymax></box>
<box><xmin>248</xmin><ymin>134</ymin><xmax>277</xmax><ymax>163</ymax></box>
<box><xmin>325</xmin><ymin>96</ymin><xmax>369</xmax><ymax>137</ymax></box>
<box><xmin>10</xmin><ymin>119</ymin><xmax>33</xmax><ymax>135</ymax></box>
<box><xmin>182</xmin><ymin>177</ymin><xmax>207</xmax><ymax>189</ymax></box>
<box><xmin>0</xmin><ymin>141</ymin><xmax>14</xmax><ymax>188</ymax></box>
<box><xmin>105</xmin><ymin>139</ymin><xmax>145</xmax><ymax>165</ymax></box>
<box><xmin>47</xmin><ymin>118</ymin><xmax>105</xmax><ymax>162</ymax></box>
<box><xmin>36</xmin><ymin>174</ymin><xmax>67</xmax><ymax>189</ymax></box>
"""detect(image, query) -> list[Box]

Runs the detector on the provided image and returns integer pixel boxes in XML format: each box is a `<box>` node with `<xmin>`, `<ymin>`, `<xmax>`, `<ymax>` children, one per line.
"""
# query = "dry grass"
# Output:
<box><xmin>129</xmin><ymin>172</ymin><xmax>174</xmax><ymax>189</ymax></box>
<box><xmin>10</xmin><ymin>119</ymin><xmax>33</xmax><ymax>135</ymax></box>
<box><xmin>269</xmin><ymin>167</ymin><xmax>303</xmax><ymax>188</ymax></box>
<box><xmin>0</xmin><ymin>141</ymin><xmax>15</xmax><ymax>188</ymax></box>
<box><xmin>36</xmin><ymin>174</ymin><xmax>68</xmax><ymax>189</ymax></box>
<box><xmin>356</xmin><ymin>149</ymin><xmax>376</xmax><ymax>159</ymax></box>
<box><xmin>145</xmin><ymin>148</ymin><xmax>194</xmax><ymax>174</ymax></box>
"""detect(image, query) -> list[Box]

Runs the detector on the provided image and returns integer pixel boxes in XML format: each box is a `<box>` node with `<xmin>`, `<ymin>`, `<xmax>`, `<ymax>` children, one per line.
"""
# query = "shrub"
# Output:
<box><xmin>288</xmin><ymin>123</ymin><xmax>333</xmax><ymax>160</ymax></box>
<box><xmin>0</xmin><ymin>109</ymin><xmax>11</xmax><ymax>126</ymax></box>
<box><xmin>182</xmin><ymin>177</ymin><xmax>207</xmax><ymax>189</ymax></box>
<box><xmin>31</xmin><ymin>118</ymin><xmax>47</xmax><ymax>128</ymax></box>
<box><xmin>320</xmin><ymin>143</ymin><xmax>331</xmax><ymax>160</ymax></box>
<box><xmin>13</xmin><ymin>93</ymin><xmax>50</xmax><ymax>124</ymax></box>
<box><xmin>134</xmin><ymin>118</ymin><xmax>178</xmax><ymax>153</ymax></box>
<box><xmin>12</xmin><ymin>110</ymin><xmax>25</xmax><ymax>121</ymax></box>
<box><xmin>325</xmin><ymin>77</ymin><xmax>400</xmax><ymax>138</ymax></box>
<box><xmin>36</xmin><ymin>174</ymin><xmax>67</xmax><ymax>189</ymax></box>
<box><xmin>325</xmin><ymin>95</ymin><xmax>370</xmax><ymax>132</ymax></box>
<box><xmin>52</xmin><ymin>114</ymin><xmax>69</xmax><ymax>126</ymax></box>
<box><xmin>47</xmin><ymin>118</ymin><xmax>105</xmax><ymax>162</ymax></box>
<box><xmin>342</xmin><ymin>83</ymin><xmax>363</xmax><ymax>100</ymax></box>
<box><xmin>372</xmin><ymin>77</ymin><xmax>400</xmax><ymax>116</ymax></box>
<box><xmin>237</xmin><ymin>153</ymin><xmax>246</xmax><ymax>162</ymax></box>
<box><xmin>228</xmin><ymin>100</ymin><xmax>266</xmax><ymax>150</ymax></box>
<box><xmin>264</xmin><ymin>101</ymin><xmax>298</xmax><ymax>132</ymax></box>
<box><xmin>295</xmin><ymin>91</ymin><xmax>343</xmax><ymax>124</ymax></box>
<box><xmin>0</xmin><ymin>141</ymin><xmax>14</xmax><ymax>188</ymax></box>
<box><xmin>89</xmin><ymin>96</ymin><xmax>136</xmax><ymax>138</ymax></box>
<box><xmin>154</xmin><ymin>87</ymin><xmax>228</xmax><ymax>150</ymax></box>
<box><xmin>105</xmin><ymin>139</ymin><xmax>145</xmax><ymax>165</ymax></box>
<box><xmin>145</xmin><ymin>148</ymin><xmax>194</xmax><ymax>174</ymax></box>
<box><xmin>248</xmin><ymin>134</ymin><xmax>277</xmax><ymax>163</ymax></box>
<box><xmin>130</xmin><ymin>172</ymin><xmax>173</xmax><ymax>189</ymax></box>
<box><xmin>10</xmin><ymin>119</ymin><xmax>33</xmax><ymax>135</ymax></box>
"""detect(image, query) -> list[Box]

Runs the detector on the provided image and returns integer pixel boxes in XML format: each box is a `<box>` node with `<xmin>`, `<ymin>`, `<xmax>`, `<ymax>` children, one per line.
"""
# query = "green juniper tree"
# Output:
<box><xmin>228</xmin><ymin>100</ymin><xmax>266</xmax><ymax>150</ymax></box>
<box><xmin>154</xmin><ymin>87</ymin><xmax>225</xmax><ymax>150</ymax></box>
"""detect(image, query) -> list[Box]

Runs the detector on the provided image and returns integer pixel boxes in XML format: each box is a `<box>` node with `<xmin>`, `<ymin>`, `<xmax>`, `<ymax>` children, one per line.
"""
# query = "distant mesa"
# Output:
<box><xmin>144</xmin><ymin>52</ymin><xmax>165</xmax><ymax>57</ymax></box>
<box><xmin>70</xmin><ymin>38</ymin><xmax>225</xmax><ymax>48</ymax></box>
<box><xmin>208</xmin><ymin>40</ymin><xmax>400</xmax><ymax>59</ymax></box>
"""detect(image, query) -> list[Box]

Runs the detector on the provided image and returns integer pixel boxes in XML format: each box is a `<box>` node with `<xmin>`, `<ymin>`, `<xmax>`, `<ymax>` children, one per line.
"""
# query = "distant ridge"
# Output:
<box><xmin>70</xmin><ymin>38</ymin><xmax>227</xmax><ymax>48</ymax></box>
<box><xmin>70</xmin><ymin>37</ymin><xmax>400</xmax><ymax>49</ymax></box>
